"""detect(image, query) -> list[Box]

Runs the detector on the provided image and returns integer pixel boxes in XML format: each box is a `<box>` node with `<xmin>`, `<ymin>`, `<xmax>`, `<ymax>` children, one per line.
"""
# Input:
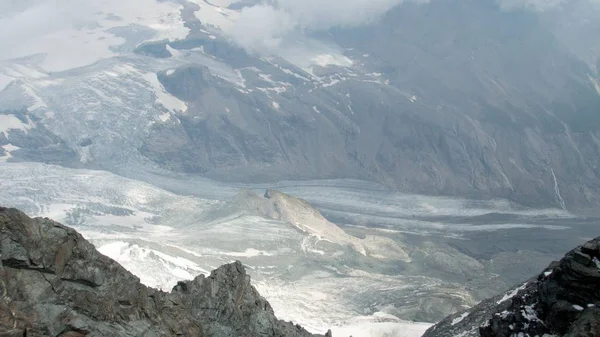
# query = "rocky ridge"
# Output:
<box><xmin>0</xmin><ymin>207</ymin><xmax>328</xmax><ymax>337</ymax></box>
<box><xmin>423</xmin><ymin>236</ymin><xmax>600</xmax><ymax>337</ymax></box>
<box><xmin>234</xmin><ymin>189</ymin><xmax>411</xmax><ymax>260</ymax></box>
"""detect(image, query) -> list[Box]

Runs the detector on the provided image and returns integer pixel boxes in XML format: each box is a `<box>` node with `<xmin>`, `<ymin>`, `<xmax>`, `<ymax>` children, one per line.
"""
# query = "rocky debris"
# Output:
<box><xmin>0</xmin><ymin>207</ymin><xmax>327</xmax><ymax>337</ymax></box>
<box><xmin>235</xmin><ymin>189</ymin><xmax>412</xmax><ymax>260</ymax></box>
<box><xmin>423</xmin><ymin>237</ymin><xmax>600</xmax><ymax>337</ymax></box>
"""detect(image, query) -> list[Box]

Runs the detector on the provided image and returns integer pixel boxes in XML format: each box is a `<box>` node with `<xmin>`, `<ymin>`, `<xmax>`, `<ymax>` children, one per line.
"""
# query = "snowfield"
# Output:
<box><xmin>0</xmin><ymin>0</ymin><xmax>188</xmax><ymax>72</ymax></box>
<box><xmin>0</xmin><ymin>162</ymin><xmax>583</xmax><ymax>337</ymax></box>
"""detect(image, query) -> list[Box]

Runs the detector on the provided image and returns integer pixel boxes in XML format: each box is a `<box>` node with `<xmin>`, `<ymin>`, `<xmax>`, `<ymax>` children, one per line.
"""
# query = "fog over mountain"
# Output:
<box><xmin>1</xmin><ymin>0</ymin><xmax>600</xmax><ymax>336</ymax></box>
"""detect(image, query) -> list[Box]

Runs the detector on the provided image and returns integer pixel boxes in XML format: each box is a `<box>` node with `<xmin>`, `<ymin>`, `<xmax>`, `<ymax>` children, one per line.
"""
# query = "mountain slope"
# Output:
<box><xmin>0</xmin><ymin>207</ymin><xmax>328</xmax><ymax>337</ymax></box>
<box><xmin>422</xmin><ymin>235</ymin><xmax>600</xmax><ymax>337</ymax></box>
<box><xmin>1</xmin><ymin>0</ymin><xmax>600</xmax><ymax>212</ymax></box>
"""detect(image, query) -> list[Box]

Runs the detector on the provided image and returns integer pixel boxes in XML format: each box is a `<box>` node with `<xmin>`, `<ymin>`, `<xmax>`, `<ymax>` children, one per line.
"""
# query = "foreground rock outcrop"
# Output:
<box><xmin>0</xmin><ymin>207</ymin><xmax>327</xmax><ymax>337</ymax></box>
<box><xmin>423</xmin><ymin>236</ymin><xmax>600</xmax><ymax>337</ymax></box>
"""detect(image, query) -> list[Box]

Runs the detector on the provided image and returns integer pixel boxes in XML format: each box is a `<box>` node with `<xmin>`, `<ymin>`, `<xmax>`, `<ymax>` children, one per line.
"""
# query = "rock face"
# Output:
<box><xmin>423</xmin><ymin>237</ymin><xmax>600</xmax><ymax>337</ymax></box>
<box><xmin>0</xmin><ymin>207</ymin><xmax>326</xmax><ymax>337</ymax></box>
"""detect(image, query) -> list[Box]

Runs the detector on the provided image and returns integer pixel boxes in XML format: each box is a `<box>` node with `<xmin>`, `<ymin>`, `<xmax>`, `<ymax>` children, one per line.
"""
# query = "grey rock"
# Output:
<box><xmin>0</xmin><ymin>109</ymin><xmax>78</xmax><ymax>165</ymax></box>
<box><xmin>423</xmin><ymin>237</ymin><xmax>600</xmax><ymax>337</ymax></box>
<box><xmin>0</xmin><ymin>207</ymin><xmax>327</xmax><ymax>337</ymax></box>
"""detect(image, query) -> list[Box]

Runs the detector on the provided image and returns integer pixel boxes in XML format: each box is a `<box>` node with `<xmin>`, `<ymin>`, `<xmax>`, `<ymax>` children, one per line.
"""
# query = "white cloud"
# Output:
<box><xmin>229</xmin><ymin>0</ymin><xmax>429</xmax><ymax>53</ymax></box>
<box><xmin>0</xmin><ymin>1</ymin><xmax>82</xmax><ymax>53</ymax></box>
<box><xmin>495</xmin><ymin>0</ymin><xmax>600</xmax><ymax>12</ymax></box>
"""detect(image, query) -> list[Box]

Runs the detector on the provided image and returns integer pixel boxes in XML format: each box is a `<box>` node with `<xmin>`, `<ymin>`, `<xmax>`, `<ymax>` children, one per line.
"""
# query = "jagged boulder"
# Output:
<box><xmin>423</xmin><ymin>237</ymin><xmax>600</xmax><ymax>337</ymax></box>
<box><xmin>0</xmin><ymin>207</ymin><xmax>326</xmax><ymax>337</ymax></box>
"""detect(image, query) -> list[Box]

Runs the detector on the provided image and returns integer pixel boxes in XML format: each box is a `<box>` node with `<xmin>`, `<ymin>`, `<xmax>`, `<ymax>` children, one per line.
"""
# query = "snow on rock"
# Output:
<box><xmin>572</xmin><ymin>304</ymin><xmax>584</xmax><ymax>311</ymax></box>
<box><xmin>544</xmin><ymin>270</ymin><xmax>553</xmax><ymax>277</ymax></box>
<box><xmin>222</xmin><ymin>248</ymin><xmax>274</xmax><ymax>258</ymax></box>
<box><xmin>158</xmin><ymin>112</ymin><xmax>171</xmax><ymax>122</ymax></box>
<box><xmin>311</xmin><ymin>54</ymin><xmax>353</xmax><ymax>68</ymax></box>
<box><xmin>593</xmin><ymin>257</ymin><xmax>600</xmax><ymax>269</ymax></box>
<box><xmin>521</xmin><ymin>304</ymin><xmax>541</xmax><ymax>322</ymax></box>
<box><xmin>192</xmin><ymin>0</ymin><xmax>239</xmax><ymax>32</ymax></box>
<box><xmin>22</xmin><ymin>84</ymin><xmax>48</xmax><ymax>111</ymax></box>
<box><xmin>0</xmin><ymin>144</ymin><xmax>20</xmax><ymax>162</ymax></box>
<box><xmin>166</xmin><ymin>44</ymin><xmax>181</xmax><ymax>57</ymax></box>
<box><xmin>97</xmin><ymin>240</ymin><xmax>210</xmax><ymax>291</ymax></box>
<box><xmin>330</xmin><ymin>321</ymin><xmax>431</xmax><ymax>337</ymax></box>
<box><xmin>451</xmin><ymin>312</ymin><xmax>469</xmax><ymax>326</ymax></box>
<box><xmin>143</xmin><ymin>72</ymin><xmax>188</xmax><ymax>114</ymax></box>
<box><xmin>0</xmin><ymin>114</ymin><xmax>34</xmax><ymax>136</ymax></box>
<box><xmin>0</xmin><ymin>63</ymin><xmax>49</xmax><ymax>92</ymax></box>
<box><xmin>0</xmin><ymin>74</ymin><xmax>13</xmax><ymax>92</ymax></box>
<box><xmin>590</xmin><ymin>75</ymin><xmax>600</xmax><ymax>95</ymax></box>
<box><xmin>497</xmin><ymin>282</ymin><xmax>528</xmax><ymax>304</ymax></box>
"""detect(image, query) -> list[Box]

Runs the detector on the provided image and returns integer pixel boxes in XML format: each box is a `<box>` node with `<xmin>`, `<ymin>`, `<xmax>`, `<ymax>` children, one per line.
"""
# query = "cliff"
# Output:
<box><xmin>0</xmin><ymin>207</ymin><xmax>328</xmax><ymax>337</ymax></box>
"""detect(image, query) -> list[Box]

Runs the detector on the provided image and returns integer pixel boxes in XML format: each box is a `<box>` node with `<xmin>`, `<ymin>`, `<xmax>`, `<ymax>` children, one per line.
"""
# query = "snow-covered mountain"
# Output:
<box><xmin>2</xmin><ymin>1</ymin><xmax>600</xmax><ymax>336</ymax></box>
<box><xmin>2</xmin><ymin>0</ymin><xmax>600</xmax><ymax>213</ymax></box>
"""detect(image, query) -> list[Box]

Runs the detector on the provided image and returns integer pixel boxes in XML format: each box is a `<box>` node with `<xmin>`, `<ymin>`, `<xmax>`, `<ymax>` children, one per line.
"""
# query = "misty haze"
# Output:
<box><xmin>1</xmin><ymin>0</ymin><xmax>599</xmax><ymax>336</ymax></box>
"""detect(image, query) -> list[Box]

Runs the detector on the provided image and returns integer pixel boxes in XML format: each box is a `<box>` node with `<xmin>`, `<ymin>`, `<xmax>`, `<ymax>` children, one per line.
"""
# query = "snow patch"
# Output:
<box><xmin>330</xmin><ymin>321</ymin><xmax>431</xmax><ymax>337</ymax></box>
<box><xmin>222</xmin><ymin>248</ymin><xmax>274</xmax><ymax>258</ymax></box>
<box><xmin>0</xmin><ymin>115</ymin><xmax>34</xmax><ymax>136</ymax></box>
<box><xmin>259</xmin><ymin>73</ymin><xmax>276</xmax><ymax>84</ymax></box>
<box><xmin>0</xmin><ymin>74</ymin><xmax>13</xmax><ymax>92</ymax></box>
<box><xmin>497</xmin><ymin>282</ymin><xmax>528</xmax><ymax>304</ymax></box>
<box><xmin>22</xmin><ymin>84</ymin><xmax>48</xmax><ymax>111</ymax></box>
<box><xmin>521</xmin><ymin>304</ymin><xmax>541</xmax><ymax>322</ymax></box>
<box><xmin>193</xmin><ymin>0</ymin><xmax>239</xmax><ymax>32</ymax></box>
<box><xmin>272</xmin><ymin>101</ymin><xmax>280</xmax><ymax>109</ymax></box>
<box><xmin>322</xmin><ymin>79</ymin><xmax>341</xmax><ymax>88</ymax></box>
<box><xmin>0</xmin><ymin>144</ymin><xmax>20</xmax><ymax>162</ymax></box>
<box><xmin>158</xmin><ymin>112</ymin><xmax>171</xmax><ymax>122</ymax></box>
<box><xmin>451</xmin><ymin>312</ymin><xmax>469</xmax><ymax>326</ymax></box>
<box><xmin>589</xmin><ymin>75</ymin><xmax>600</xmax><ymax>95</ymax></box>
<box><xmin>142</xmin><ymin>72</ymin><xmax>188</xmax><ymax>113</ymax></box>
<box><xmin>544</xmin><ymin>270</ymin><xmax>553</xmax><ymax>277</ymax></box>
<box><xmin>311</xmin><ymin>54</ymin><xmax>353</xmax><ymax>68</ymax></box>
<box><xmin>573</xmin><ymin>304</ymin><xmax>584</xmax><ymax>311</ymax></box>
<box><xmin>97</xmin><ymin>241</ymin><xmax>210</xmax><ymax>291</ymax></box>
<box><xmin>166</xmin><ymin>69</ymin><xmax>175</xmax><ymax>76</ymax></box>
<box><xmin>312</xmin><ymin>106</ymin><xmax>321</xmax><ymax>114</ymax></box>
<box><xmin>593</xmin><ymin>257</ymin><xmax>600</xmax><ymax>269</ymax></box>
<box><xmin>166</xmin><ymin>44</ymin><xmax>181</xmax><ymax>57</ymax></box>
